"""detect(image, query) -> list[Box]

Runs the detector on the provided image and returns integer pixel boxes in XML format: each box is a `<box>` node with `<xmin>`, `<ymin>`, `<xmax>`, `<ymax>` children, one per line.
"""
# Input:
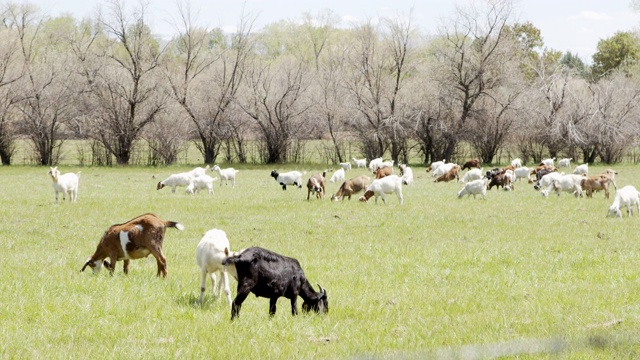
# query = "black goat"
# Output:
<box><xmin>222</xmin><ymin>247</ymin><xmax>328</xmax><ymax>320</ymax></box>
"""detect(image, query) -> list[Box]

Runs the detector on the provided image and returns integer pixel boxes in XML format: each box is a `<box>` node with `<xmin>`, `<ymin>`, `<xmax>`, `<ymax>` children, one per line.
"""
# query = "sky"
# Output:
<box><xmin>24</xmin><ymin>0</ymin><xmax>640</xmax><ymax>63</ymax></box>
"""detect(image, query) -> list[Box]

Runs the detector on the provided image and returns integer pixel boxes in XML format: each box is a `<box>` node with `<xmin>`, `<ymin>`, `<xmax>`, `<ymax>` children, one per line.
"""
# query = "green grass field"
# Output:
<box><xmin>1</xmin><ymin>164</ymin><xmax>640</xmax><ymax>359</ymax></box>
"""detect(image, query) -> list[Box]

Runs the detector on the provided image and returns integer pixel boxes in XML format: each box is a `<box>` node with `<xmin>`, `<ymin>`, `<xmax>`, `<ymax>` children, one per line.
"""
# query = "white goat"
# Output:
<box><xmin>557</xmin><ymin>158</ymin><xmax>572</xmax><ymax>168</ymax></box>
<box><xmin>47</xmin><ymin>167</ymin><xmax>80</xmax><ymax>203</ymax></box>
<box><xmin>573</xmin><ymin>164</ymin><xmax>588</xmax><ymax>176</ymax></box>
<box><xmin>368</xmin><ymin>157</ymin><xmax>383</xmax><ymax>172</ymax></box>
<box><xmin>359</xmin><ymin>175</ymin><xmax>403</xmax><ymax>205</ymax></box>
<box><xmin>541</xmin><ymin>174</ymin><xmax>583</xmax><ymax>198</ymax></box>
<box><xmin>399</xmin><ymin>164</ymin><xmax>414</xmax><ymax>185</ymax></box>
<box><xmin>157</xmin><ymin>166</ymin><xmax>208</xmax><ymax>193</ymax></box>
<box><xmin>432</xmin><ymin>163</ymin><xmax>457</xmax><ymax>178</ymax></box>
<box><xmin>329</xmin><ymin>168</ymin><xmax>346</xmax><ymax>184</ymax></box>
<box><xmin>513</xmin><ymin>166</ymin><xmax>531</xmax><ymax>182</ymax></box>
<box><xmin>541</xmin><ymin>157</ymin><xmax>556</xmax><ymax>167</ymax></box>
<box><xmin>270</xmin><ymin>170</ymin><xmax>304</xmax><ymax>190</ymax></box>
<box><xmin>339</xmin><ymin>162</ymin><xmax>352</xmax><ymax>172</ymax></box>
<box><xmin>186</xmin><ymin>175</ymin><xmax>217</xmax><ymax>195</ymax></box>
<box><xmin>212</xmin><ymin>165</ymin><xmax>239</xmax><ymax>188</ymax></box>
<box><xmin>459</xmin><ymin>168</ymin><xmax>483</xmax><ymax>183</ymax></box>
<box><xmin>377</xmin><ymin>160</ymin><xmax>394</xmax><ymax>170</ymax></box>
<box><xmin>196</xmin><ymin>229</ymin><xmax>237</xmax><ymax>306</ymax></box>
<box><xmin>457</xmin><ymin>179</ymin><xmax>488</xmax><ymax>199</ymax></box>
<box><xmin>511</xmin><ymin>158</ymin><xmax>522</xmax><ymax>168</ymax></box>
<box><xmin>427</xmin><ymin>160</ymin><xmax>445</xmax><ymax>173</ymax></box>
<box><xmin>607</xmin><ymin>185</ymin><xmax>640</xmax><ymax>218</ymax></box>
<box><xmin>352</xmin><ymin>158</ymin><xmax>367</xmax><ymax>168</ymax></box>
<box><xmin>534</xmin><ymin>172</ymin><xmax>563</xmax><ymax>192</ymax></box>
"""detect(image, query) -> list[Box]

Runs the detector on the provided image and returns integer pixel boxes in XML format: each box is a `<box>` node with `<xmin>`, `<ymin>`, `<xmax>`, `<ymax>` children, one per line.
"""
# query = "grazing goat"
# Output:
<box><xmin>81</xmin><ymin>213</ymin><xmax>184</xmax><ymax>277</ymax></box>
<box><xmin>270</xmin><ymin>170</ymin><xmax>304</xmax><ymax>190</ymax></box>
<box><xmin>607</xmin><ymin>185</ymin><xmax>640</xmax><ymax>218</ymax></box>
<box><xmin>511</xmin><ymin>158</ymin><xmax>522</xmax><ymax>168</ymax></box>
<box><xmin>573</xmin><ymin>163</ymin><xmax>588</xmax><ymax>176</ymax></box>
<box><xmin>540</xmin><ymin>174</ymin><xmax>583</xmax><ymax>198</ymax></box>
<box><xmin>196</xmin><ymin>229</ymin><xmax>237</xmax><ymax>306</ymax></box>
<box><xmin>457</xmin><ymin>179</ymin><xmax>488</xmax><ymax>199</ymax></box>
<box><xmin>461</xmin><ymin>158</ymin><xmax>481</xmax><ymax>171</ymax></box>
<box><xmin>306</xmin><ymin>171</ymin><xmax>327</xmax><ymax>200</ymax></box>
<box><xmin>157</xmin><ymin>166</ymin><xmax>208</xmax><ymax>193</ymax></box>
<box><xmin>329</xmin><ymin>168</ymin><xmax>346</xmax><ymax>184</ymax></box>
<box><xmin>186</xmin><ymin>175</ymin><xmax>217</xmax><ymax>195</ymax></box>
<box><xmin>352</xmin><ymin>158</ymin><xmax>367</xmax><ymax>168</ymax></box>
<box><xmin>541</xmin><ymin>157</ymin><xmax>556</xmax><ymax>167</ymax></box>
<box><xmin>374</xmin><ymin>166</ymin><xmax>393</xmax><ymax>179</ymax></box>
<box><xmin>399</xmin><ymin>164</ymin><xmax>414</xmax><ymax>185</ymax></box>
<box><xmin>581</xmin><ymin>174</ymin><xmax>612</xmax><ymax>199</ymax></box>
<box><xmin>558</xmin><ymin>158</ymin><xmax>572</xmax><ymax>168</ymax></box>
<box><xmin>435</xmin><ymin>165</ymin><xmax>461</xmax><ymax>183</ymax></box>
<box><xmin>459</xmin><ymin>168</ymin><xmax>483</xmax><ymax>183</ymax></box>
<box><xmin>212</xmin><ymin>165</ymin><xmax>239</xmax><ymax>188</ymax></box>
<box><xmin>368</xmin><ymin>157</ymin><xmax>383</xmax><ymax>172</ymax></box>
<box><xmin>48</xmin><ymin>167</ymin><xmax>80</xmax><ymax>203</ymax></box>
<box><xmin>426</xmin><ymin>160</ymin><xmax>445</xmax><ymax>173</ymax></box>
<box><xmin>432</xmin><ymin>163</ymin><xmax>457</xmax><ymax>178</ymax></box>
<box><xmin>339</xmin><ymin>162</ymin><xmax>352</xmax><ymax>172</ymax></box>
<box><xmin>513</xmin><ymin>167</ymin><xmax>532</xmax><ymax>183</ymax></box>
<box><xmin>222</xmin><ymin>247</ymin><xmax>328</xmax><ymax>320</ymax></box>
<box><xmin>359</xmin><ymin>175</ymin><xmax>403</xmax><ymax>205</ymax></box>
<box><xmin>602</xmin><ymin>169</ymin><xmax>618</xmax><ymax>190</ymax></box>
<box><xmin>534</xmin><ymin>172</ymin><xmax>562</xmax><ymax>191</ymax></box>
<box><xmin>487</xmin><ymin>172</ymin><xmax>511</xmax><ymax>191</ymax></box>
<box><xmin>331</xmin><ymin>175</ymin><xmax>371</xmax><ymax>201</ymax></box>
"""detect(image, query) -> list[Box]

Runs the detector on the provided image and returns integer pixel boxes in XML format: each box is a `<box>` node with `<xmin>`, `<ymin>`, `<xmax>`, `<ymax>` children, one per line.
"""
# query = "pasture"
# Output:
<box><xmin>1</xmin><ymin>163</ymin><xmax>640</xmax><ymax>358</ymax></box>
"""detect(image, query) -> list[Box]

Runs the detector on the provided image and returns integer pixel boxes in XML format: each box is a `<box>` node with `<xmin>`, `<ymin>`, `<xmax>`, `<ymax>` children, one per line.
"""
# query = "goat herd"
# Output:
<box><xmin>45</xmin><ymin>155</ymin><xmax>638</xmax><ymax>320</ymax></box>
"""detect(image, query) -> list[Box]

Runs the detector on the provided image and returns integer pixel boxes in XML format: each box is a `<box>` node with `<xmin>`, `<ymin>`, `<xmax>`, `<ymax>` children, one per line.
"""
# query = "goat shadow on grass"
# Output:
<box><xmin>174</xmin><ymin>293</ymin><xmax>228</xmax><ymax>310</ymax></box>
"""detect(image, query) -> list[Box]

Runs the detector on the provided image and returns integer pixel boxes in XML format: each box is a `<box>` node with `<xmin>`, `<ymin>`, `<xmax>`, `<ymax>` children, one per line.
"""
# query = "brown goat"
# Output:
<box><xmin>461</xmin><ymin>158</ymin><xmax>481</xmax><ymax>171</ymax></box>
<box><xmin>581</xmin><ymin>174</ymin><xmax>612</xmax><ymax>199</ymax></box>
<box><xmin>81</xmin><ymin>213</ymin><xmax>184</xmax><ymax>277</ymax></box>
<box><xmin>374</xmin><ymin>166</ymin><xmax>393</xmax><ymax>179</ymax></box>
<box><xmin>487</xmin><ymin>173</ymin><xmax>511</xmax><ymax>190</ymax></box>
<box><xmin>331</xmin><ymin>175</ymin><xmax>371</xmax><ymax>201</ymax></box>
<box><xmin>306</xmin><ymin>171</ymin><xmax>327</xmax><ymax>200</ymax></box>
<box><xmin>435</xmin><ymin>165</ymin><xmax>461</xmax><ymax>183</ymax></box>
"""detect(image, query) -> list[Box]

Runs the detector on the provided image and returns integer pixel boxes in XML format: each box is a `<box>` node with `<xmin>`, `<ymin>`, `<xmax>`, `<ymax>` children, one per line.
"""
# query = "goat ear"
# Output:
<box><xmin>224</xmin><ymin>247</ymin><xmax>229</xmax><ymax>257</ymax></box>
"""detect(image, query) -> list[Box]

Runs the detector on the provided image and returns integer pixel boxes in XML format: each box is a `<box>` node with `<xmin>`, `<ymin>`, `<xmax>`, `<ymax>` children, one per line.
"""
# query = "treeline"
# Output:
<box><xmin>0</xmin><ymin>0</ymin><xmax>639</xmax><ymax>166</ymax></box>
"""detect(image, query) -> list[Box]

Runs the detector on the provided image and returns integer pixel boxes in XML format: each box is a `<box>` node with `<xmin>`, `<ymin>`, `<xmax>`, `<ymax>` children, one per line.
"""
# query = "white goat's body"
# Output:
<box><xmin>513</xmin><ymin>167</ymin><xmax>531</xmax><ymax>182</ymax></box>
<box><xmin>399</xmin><ymin>164</ymin><xmax>414</xmax><ymax>185</ymax></box>
<box><xmin>359</xmin><ymin>175</ymin><xmax>403</xmax><ymax>205</ymax></box>
<box><xmin>196</xmin><ymin>229</ymin><xmax>235</xmax><ymax>306</ymax></box>
<box><xmin>329</xmin><ymin>168</ymin><xmax>346</xmax><ymax>184</ymax></box>
<box><xmin>432</xmin><ymin>163</ymin><xmax>456</xmax><ymax>178</ymax></box>
<box><xmin>459</xmin><ymin>168</ymin><xmax>483</xmax><ymax>183</ymax></box>
<box><xmin>352</xmin><ymin>158</ymin><xmax>367</xmax><ymax>168</ymax></box>
<box><xmin>557</xmin><ymin>158</ymin><xmax>572</xmax><ymax>168</ymax></box>
<box><xmin>186</xmin><ymin>175</ymin><xmax>217</xmax><ymax>195</ymax></box>
<box><xmin>541</xmin><ymin>174</ymin><xmax>583</xmax><ymax>198</ymax></box>
<box><xmin>457</xmin><ymin>179</ymin><xmax>488</xmax><ymax>199</ymax></box>
<box><xmin>339</xmin><ymin>162</ymin><xmax>352</xmax><ymax>172</ymax></box>
<box><xmin>48</xmin><ymin>167</ymin><xmax>80</xmax><ymax>203</ymax></box>
<box><xmin>212</xmin><ymin>165</ymin><xmax>239</xmax><ymax>187</ymax></box>
<box><xmin>271</xmin><ymin>170</ymin><xmax>304</xmax><ymax>190</ymax></box>
<box><xmin>428</xmin><ymin>160</ymin><xmax>445</xmax><ymax>174</ymax></box>
<box><xmin>607</xmin><ymin>185</ymin><xmax>640</xmax><ymax>218</ymax></box>
<box><xmin>158</xmin><ymin>172</ymin><xmax>194</xmax><ymax>193</ymax></box>
<box><xmin>536</xmin><ymin>172</ymin><xmax>562</xmax><ymax>193</ymax></box>
<box><xmin>573</xmin><ymin>164</ymin><xmax>588</xmax><ymax>176</ymax></box>
<box><xmin>368</xmin><ymin>157</ymin><xmax>383</xmax><ymax>172</ymax></box>
<box><xmin>541</xmin><ymin>157</ymin><xmax>556</xmax><ymax>167</ymax></box>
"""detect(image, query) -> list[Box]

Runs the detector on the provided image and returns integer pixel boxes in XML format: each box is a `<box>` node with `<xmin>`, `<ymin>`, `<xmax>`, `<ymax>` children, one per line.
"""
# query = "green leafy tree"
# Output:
<box><xmin>592</xmin><ymin>31</ymin><xmax>640</xmax><ymax>79</ymax></box>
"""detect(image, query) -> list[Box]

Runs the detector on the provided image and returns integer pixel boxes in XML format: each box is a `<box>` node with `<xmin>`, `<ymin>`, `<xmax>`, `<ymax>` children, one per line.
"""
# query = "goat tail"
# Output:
<box><xmin>165</xmin><ymin>221</ymin><xmax>185</xmax><ymax>231</ymax></box>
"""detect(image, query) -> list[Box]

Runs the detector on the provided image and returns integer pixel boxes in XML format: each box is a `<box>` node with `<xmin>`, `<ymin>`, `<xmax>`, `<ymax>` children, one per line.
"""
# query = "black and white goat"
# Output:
<box><xmin>270</xmin><ymin>170</ymin><xmax>304</xmax><ymax>190</ymax></box>
<box><xmin>222</xmin><ymin>247</ymin><xmax>328</xmax><ymax>320</ymax></box>
<box><xmin>81</xmin><ymin>213</ymin><xmax>184</xmax><ymax>277</ymax></box>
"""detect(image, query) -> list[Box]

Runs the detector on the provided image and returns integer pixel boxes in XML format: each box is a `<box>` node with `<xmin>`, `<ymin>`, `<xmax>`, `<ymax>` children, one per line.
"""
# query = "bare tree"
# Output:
<box><xmin>166</xmin><ymin>2</ymin><xmax>255</xmax><ymax>164</ymax></box>
<box><xmin>433</xmin><ymin>0</ymin><xmax>514</xmax><ymax>161</ymax></box>
<box><xmin>239</xmin><ymin>57</ymin><xmax>313</xmax><ymax>163</ymax></box>
<box><xmin>81</xmin><ymin>0</ymin><xmax>165</xmax><ymax>165</ymax></box>
<box><xmin>10</xmin><ymin>5</ymin><xmax>76</xmax><ymax>165</ymax></box>
<box><xmin>0</xmin><ymin>4</ymin><xmax>26</xmax><ymax>165</ymax></box>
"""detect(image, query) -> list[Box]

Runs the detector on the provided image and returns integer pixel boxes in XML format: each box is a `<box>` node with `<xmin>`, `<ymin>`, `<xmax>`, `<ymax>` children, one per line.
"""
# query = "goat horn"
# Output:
<box><xmin>317</xmin><ymin>283</ymin><xmax>324</xmax><ymax>294</ymax></box>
